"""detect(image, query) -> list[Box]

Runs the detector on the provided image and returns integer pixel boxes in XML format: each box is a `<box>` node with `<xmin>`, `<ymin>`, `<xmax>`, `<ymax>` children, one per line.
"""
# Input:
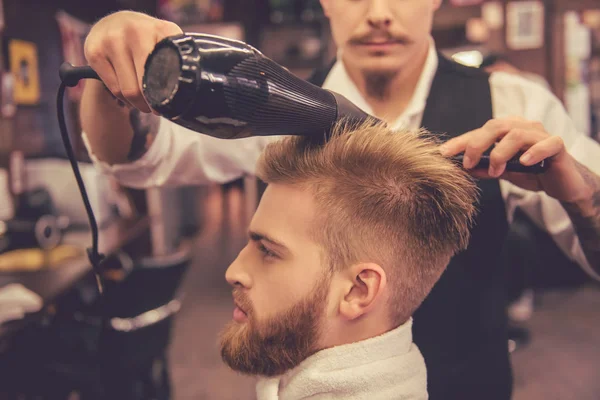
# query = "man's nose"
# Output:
<box><xmin>225</xmin><ymin>249</ymin><xmax>252</xmax><ymax>288</ymax></box>
<box><xmin>366</xmin><ymin>0</ymin><xmax>393</xmax><ymax>29</ymax></box>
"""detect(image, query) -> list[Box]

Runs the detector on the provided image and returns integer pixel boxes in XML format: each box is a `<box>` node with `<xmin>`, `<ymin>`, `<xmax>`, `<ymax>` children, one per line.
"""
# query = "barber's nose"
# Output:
<box><xmin>225</xmin><ymin>249</ymin><xmax>252</xmax><ymax>289</ymax></box>
<box><xmin>366</xmin><ymin>0</ymin><xmax>393</xmax><ymax>29</ymax></box>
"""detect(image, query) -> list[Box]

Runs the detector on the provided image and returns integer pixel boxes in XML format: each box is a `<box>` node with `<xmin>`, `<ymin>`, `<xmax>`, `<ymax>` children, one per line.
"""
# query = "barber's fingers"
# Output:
<box><xmin>84</xmin><ymin>45</ymin><xmax>131</xmax><ymax>107</ymax></box>
<box><xmin>440</xmin><ymin>121</ymin><xmax>511</xmax><ymax>168</ymax></box>
<box><xmin>99</xmin><ymin>37</ymin><xmax>150</xmax><ymax>113</ymax></box>
<box><xmin>519</xmin><ymin>135</ymin><xmax>566</xmax><ymax>165</ymax></box>
<box><xmin>460</xmin><ymin>119</ymin><xmax>519</xmax><ymax>169</ymax></box>
<box><xmin>487</xmin><ymin>128</ymin><xmax>547</xmax><ymax>177</ymax></box>
<box><xmin>440</xmin><ymin>118</ymin><xmax>547</xmax><ymax>170</ymax></box>
<box><xmin>84</xmin><ymin>12</ymin><xmax>184</xmax><ymax>113</ymax></box>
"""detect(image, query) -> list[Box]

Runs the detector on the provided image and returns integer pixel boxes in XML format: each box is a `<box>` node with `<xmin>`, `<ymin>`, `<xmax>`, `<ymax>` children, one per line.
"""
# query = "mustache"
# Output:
<box><xmin>232</xmin><ymin>288</ymin><xmax>253</xmax><ymax>316</ymax></box>
<box><xmin>349</xmin><ymin>31</ymin><xmax>411</xmax><ymax>45</ymax></box>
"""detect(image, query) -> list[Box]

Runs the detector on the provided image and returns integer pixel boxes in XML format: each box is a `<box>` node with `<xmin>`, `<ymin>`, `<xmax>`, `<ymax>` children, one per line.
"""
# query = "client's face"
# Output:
<box><xmin>220</xmin><ymin>183</ymin><xmax>331</xmax><ymax>377</ymax></box>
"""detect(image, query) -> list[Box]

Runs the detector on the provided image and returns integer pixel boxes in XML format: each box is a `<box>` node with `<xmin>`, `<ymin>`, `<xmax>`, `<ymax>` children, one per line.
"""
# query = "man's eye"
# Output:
<box><xmin>258</xmin><ymin>243</ymin><xmax>277</xmax><ymax>259</ymax></box>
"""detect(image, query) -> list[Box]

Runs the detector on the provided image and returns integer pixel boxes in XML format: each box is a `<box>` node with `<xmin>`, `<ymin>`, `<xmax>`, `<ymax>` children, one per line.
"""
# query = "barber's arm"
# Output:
<box><xmin>80</xmin><ymin>11</ymin><xmax>272</xmax><ymax>188</ymax></box>
<box><xmin>440</xmin><ymin>75</ymin><xmax>600</xmax><ymax>277</ymax></box>
<box><xmin>83</xmin><ymin>117</ymin><xmax>272</xmax><ymax>188</ymax></box>
<box><xmin>560</xmin><ymin>165</ymin><xmax>600</xmax><ymax>274</ymax></box>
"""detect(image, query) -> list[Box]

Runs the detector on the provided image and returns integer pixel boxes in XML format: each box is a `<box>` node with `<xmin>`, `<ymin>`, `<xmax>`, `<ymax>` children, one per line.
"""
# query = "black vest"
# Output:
<box><xmin>309</xmin><ymin>55</ymin><xmax>511</xmax><ymax>400</ymax></box>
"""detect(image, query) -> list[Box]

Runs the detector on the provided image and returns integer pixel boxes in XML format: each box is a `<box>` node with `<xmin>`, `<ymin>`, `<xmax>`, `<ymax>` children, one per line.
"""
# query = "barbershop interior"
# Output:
<box><xmin>0</xmin><ymin>0</ymin><xmax>599</xmax><ymax>399</ymax></box>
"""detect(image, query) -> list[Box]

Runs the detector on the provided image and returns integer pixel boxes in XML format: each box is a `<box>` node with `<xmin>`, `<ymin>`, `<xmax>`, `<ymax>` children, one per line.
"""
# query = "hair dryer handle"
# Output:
<box><xmin>451</xmin><ymin>153</ymin><xmax>550</xmax><ymax>174</ymax></box>
<box><xmin>59</xmin><ymin>62</ymin><xmax>100</xmax><ymax>87</ymax></box>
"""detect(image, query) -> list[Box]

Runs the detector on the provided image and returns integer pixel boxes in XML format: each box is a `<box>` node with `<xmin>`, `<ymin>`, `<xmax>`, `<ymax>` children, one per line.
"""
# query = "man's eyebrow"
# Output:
<box><xmin>248</xmin><ymin>230</ymin><xmax>289</xmax><ymax>250</ymax></box>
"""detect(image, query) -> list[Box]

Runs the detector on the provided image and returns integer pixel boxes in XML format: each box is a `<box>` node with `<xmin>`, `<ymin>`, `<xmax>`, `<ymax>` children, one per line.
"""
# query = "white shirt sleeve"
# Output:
<box><xmin>491</xmin><ymin>71</ymin><xmax>600</xmax><ymax>280</ymax></box>
<box><xmin>82</xmin><ymin>118</ymin><xmax>280</xmax><ymax>188</ymax></box>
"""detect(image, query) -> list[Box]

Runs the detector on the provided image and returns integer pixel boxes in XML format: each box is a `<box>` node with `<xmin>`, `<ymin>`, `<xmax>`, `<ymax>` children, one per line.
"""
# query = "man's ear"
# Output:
<box><xmin>320</xmin><ymin>0</ymin><xmax>332</xmax><ymax>17</ymax></box>
<box><xmin>339</xmin><ymin>263</ymin><xmax>387</xmax><ymax>321</ymax></box>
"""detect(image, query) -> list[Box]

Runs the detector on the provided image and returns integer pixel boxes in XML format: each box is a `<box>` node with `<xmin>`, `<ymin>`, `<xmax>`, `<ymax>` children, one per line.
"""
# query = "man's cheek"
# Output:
<box><xmin>252</xmin><ymin>300</ymin><xmax>286</xmax><ymax>325</ymax></box>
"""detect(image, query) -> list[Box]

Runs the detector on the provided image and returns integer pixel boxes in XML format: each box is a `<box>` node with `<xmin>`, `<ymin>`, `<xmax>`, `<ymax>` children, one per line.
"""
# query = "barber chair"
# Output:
<box><xmin>97</xmin><ymin>247</ymin><xmax>191</xmax><ymax>400</ymax></box>
<box><xmin>0</xmin><ymin>243</ymin><xmax>191</xmax><ymax>400</ymax></box>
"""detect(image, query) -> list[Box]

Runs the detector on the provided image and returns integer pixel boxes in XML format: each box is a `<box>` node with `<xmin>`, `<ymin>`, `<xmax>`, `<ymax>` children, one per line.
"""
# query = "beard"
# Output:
<box><xmin>219</xmin><ymin>277</ymin><xmax>330</xmax><ymax>377</ymax></box>
<box><xmin>363</xmin><ymin>71</ymin><xmax>397</xmax><ymax>101</ymax></box>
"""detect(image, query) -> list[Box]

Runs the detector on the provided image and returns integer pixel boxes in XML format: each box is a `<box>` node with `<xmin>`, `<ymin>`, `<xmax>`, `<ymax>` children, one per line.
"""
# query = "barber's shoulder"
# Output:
<box><xmin>489</xmin><ymin>70</ymin><xmax>561</xmax><ymax>119</ymax></box>
<box><xmin>489</xmin><ymin>70</ymin><xmax>551</xmax><ymax>93</ymax></box>
<box><xmin>439</xmin><ymin>55</ymin><xmax>488</xmax><ymax>79</ymax></box>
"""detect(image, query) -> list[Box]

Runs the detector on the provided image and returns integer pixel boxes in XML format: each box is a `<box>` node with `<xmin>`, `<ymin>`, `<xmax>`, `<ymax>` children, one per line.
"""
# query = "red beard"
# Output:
<box><xmin>219</xmin><ymin>279</ymin><xmax>329</xmax><ymax>377</ymax></box>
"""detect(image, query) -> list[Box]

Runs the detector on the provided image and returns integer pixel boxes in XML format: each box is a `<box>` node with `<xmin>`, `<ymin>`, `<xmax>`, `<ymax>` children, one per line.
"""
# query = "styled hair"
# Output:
<box><xmin>256</xmin><ymin>120</ymin><xmax>478</xmax><ymax>326</ymax></box>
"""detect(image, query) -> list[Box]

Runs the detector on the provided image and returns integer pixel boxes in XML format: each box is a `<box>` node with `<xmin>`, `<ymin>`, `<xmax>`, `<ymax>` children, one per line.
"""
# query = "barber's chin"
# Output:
<box><xmin>233</xmin><ymin>306</ymin><xmax>248</xmax><ymax>322</ymax></box>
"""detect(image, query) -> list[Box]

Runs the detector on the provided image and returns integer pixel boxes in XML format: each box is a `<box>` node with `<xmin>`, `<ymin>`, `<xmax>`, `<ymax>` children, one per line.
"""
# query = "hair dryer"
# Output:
<box><xmin>141</xmin><ymin>33</ymin><xmax>370</xmax><ymax>139</ymax></box>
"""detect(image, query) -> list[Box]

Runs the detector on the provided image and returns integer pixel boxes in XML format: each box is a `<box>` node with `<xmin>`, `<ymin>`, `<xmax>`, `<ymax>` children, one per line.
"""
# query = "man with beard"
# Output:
<box><xmin>80</xmin><ymin>3</ymin><xmax>600</xmax><ymax>399</ymax></box>
<box><xmin>217</xmin><ymin>121</ymin><xmax>477</xmax><ymax>399</ymax></box>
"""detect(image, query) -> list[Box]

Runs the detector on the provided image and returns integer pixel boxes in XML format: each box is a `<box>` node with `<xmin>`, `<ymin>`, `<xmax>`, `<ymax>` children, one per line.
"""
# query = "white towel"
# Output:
<box><xmin>0</xmin><ymin>283</ymin><xmax>43</xmax><ymax>324</ymax></box>
<box><xmin>256</xmin><ymin>318</ymin><xmax>427</xmax><ymax>400</ymax></box>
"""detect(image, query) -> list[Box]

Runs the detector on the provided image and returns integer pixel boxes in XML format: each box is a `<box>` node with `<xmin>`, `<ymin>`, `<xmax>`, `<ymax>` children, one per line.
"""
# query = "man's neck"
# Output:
<box><xmin>343</xmin><ymin>42</ymin><xmax>430</xmax><ymax>124</ymax></box>
<box><xmin>320</xmin><ymin>314</ymin><xmax>394</xmax><ymax>350</ymax></box>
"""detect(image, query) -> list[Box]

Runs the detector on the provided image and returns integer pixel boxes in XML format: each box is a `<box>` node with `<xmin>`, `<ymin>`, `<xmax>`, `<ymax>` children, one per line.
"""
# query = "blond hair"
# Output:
<box><xmin>256</xmin><ymin>120</ymin><xmax>478</xmax><ymax>326</ymax></box>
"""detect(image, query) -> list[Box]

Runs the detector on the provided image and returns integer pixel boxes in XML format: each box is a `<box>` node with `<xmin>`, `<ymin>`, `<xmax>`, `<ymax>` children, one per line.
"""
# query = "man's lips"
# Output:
<box><xmin>359</xmin><ymin>39</ymin><xmax>401</xmax><ymax>44</ymax></box>
<box><xmin>234</xmin><ymin>301</ymin><xmax>246</xmax><ymax>314</ymax></box>
<box><xmin>233</xmin><ymin>301</ymin><xmax>248</xmax><ymax>322</ymax></box>
<box><xmin>355</xmin><ymin>40</ymin><xmax>405</xmax><ymax>47</ymax></box>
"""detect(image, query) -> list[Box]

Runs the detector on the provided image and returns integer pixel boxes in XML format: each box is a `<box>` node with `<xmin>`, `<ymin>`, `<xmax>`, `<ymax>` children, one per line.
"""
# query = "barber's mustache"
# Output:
<box><xmin>349</xmin><ymin>31</ymin><xmax>411</xmax><ymax>45</ymax></box>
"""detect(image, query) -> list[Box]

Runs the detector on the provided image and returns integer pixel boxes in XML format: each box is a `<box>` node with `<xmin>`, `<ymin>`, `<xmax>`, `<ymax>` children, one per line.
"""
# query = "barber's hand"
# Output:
<box><xmin>440</xmin><ymin>117</ymin><xmax>593</xmax><ymax>203</ymax></box>
<box><xmin>84</xmin><ymin>11</ymin><xmax>182</xmax><ymax>113</ymax></box>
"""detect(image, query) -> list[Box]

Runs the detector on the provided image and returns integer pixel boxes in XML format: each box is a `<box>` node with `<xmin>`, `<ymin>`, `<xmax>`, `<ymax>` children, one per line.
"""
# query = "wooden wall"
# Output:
<box><xmin>0</xmin><ymin>0</ymin><xmax>156</xmax><ymax>159</ymax></box>
<box><xmin>548</xmin><ymin>0</ymin><xmax>600</xmax><ymax>103</ymax></box>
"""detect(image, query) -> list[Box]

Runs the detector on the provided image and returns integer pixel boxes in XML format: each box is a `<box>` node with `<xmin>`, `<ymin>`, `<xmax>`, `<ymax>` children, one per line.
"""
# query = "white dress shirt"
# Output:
<box><xmin>84</xmin><ymin>40</ymin><xmax>600</xmax><ymax>280</ymax></box>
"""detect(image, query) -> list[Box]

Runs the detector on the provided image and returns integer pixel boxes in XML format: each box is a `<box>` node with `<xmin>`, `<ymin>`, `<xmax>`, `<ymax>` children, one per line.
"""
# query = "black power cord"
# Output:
<box><xmin>57</xmin><ymin>63</ymin><xmax>105</xmax><ymax>294</ymax></box>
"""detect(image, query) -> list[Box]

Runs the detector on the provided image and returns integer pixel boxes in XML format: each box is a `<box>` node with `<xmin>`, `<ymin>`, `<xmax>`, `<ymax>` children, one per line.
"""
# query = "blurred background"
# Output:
<box><xmin>0</xmin><ymin>0</ymin><xmax>599</xmax><ymax>399</ymax></box>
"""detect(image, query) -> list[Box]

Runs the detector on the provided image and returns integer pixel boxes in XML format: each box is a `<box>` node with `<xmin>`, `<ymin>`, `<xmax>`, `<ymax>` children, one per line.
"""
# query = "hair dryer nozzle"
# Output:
<box><xmin>143</xmin><ymin>44</ymin><xmax>182</xmax><ymax>107</ymax></box>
